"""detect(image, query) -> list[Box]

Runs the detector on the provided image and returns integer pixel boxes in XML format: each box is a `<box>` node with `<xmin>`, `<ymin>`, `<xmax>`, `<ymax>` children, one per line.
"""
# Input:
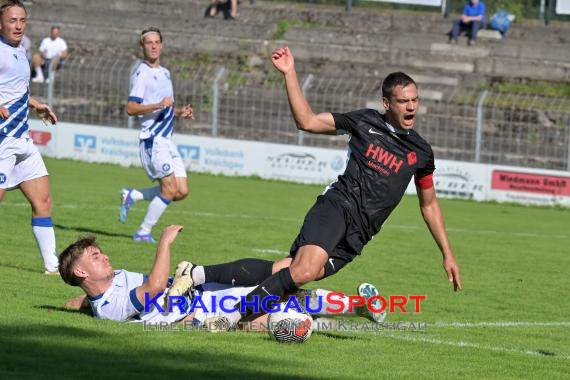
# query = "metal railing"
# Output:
<box><xmin>29</xmin><ymin>55</ymin><xmax>570</xmax><ymax>171</ymax></box>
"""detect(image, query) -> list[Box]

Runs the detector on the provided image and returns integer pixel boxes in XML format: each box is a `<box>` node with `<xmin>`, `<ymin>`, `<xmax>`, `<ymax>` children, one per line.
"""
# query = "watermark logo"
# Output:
<box><xmin>144</xmin><ymin>292</ymin><xmax>426</xmax><ymax>315</ymax></box>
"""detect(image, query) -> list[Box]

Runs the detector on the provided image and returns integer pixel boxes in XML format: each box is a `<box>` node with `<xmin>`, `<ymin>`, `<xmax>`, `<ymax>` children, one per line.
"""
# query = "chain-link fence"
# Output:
<box><xmin>30</xmin><ymin>55</ymin><xmax>570</xmax><ymax>171</ymax></box>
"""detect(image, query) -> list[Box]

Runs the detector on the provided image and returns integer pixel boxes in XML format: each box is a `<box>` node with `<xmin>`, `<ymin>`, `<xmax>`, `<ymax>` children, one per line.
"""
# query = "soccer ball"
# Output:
<box><xmin>267</xmin><ymin>307</ymin><xmax>313</xmax><ymax>343</ymax></box>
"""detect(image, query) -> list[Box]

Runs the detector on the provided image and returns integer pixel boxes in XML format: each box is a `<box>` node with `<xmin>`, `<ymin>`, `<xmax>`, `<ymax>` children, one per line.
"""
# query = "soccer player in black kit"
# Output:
<box><xmin>168</xmin><ymin>46</ymin><xmax>462</xmax><ymax>330</ymax></box>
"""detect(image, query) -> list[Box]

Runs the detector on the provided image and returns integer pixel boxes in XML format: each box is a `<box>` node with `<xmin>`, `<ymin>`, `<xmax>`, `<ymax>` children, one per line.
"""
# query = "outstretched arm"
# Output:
<box><xmin>416</xmin><ymin>186</ymin><xmax>462</xmax><ymax>291</ymax></box>
<box><xmin>135</xmin><ymin>225</ymin><xmax>184</xmax><ymax>304</ymax></box>
<box><xmin>64</xmin><ymin>295</ymin><xmax>90</xmax><ymax>310</ymax></box>
<box><xmin>272</xmin><ymin>46</ymin><xmax>336</xmax><ymax>135</ymax></box>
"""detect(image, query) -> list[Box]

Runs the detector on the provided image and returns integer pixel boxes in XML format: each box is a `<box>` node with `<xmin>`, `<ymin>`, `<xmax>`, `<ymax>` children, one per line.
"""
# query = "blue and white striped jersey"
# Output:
<box><xmin>128</xmin><ymin>61</ymin><xmax>175</xmax><ymax>140</ymax></box>
<box><xmin>0</xmin><ymin>37</ymin><xmax>30</xmax><ymax>143</ymax></box>
<box><xmin>88</xmin><ymin>270</ymin><xmax>187</xmax><ymax>323</ymax></box>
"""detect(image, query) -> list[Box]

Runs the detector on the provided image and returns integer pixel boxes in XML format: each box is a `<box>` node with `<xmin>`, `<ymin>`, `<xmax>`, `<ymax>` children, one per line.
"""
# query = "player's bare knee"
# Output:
<box><xmin>160</xmin><ymin>183</ymin><xmax>177</xmax><ymax>200</ymax></box>
<box><xmin>174</xmin><ymin>188</ymin><xmax>189</xmax><ymax>201</ymax></box>
<box><xmin>32</xmin><ymin>194</ymin><xmax>52</xmax><ymax>215</ymax></box>
<box><xmin>290</xmin><ymin>265</ymin><xmax>318</xmax><ymax>285</ymax></box>
<box><xmin>272</xmin><ymin>258</ymin><xmax>292</xmax><ymax>274</ymax></box>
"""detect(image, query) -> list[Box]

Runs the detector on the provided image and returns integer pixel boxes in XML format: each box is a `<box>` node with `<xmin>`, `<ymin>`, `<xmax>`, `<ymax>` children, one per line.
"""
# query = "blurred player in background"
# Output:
<box><xmin>0</xmin><ymin>0</ymin><xmax>59</xmax><ymax>274</ymax></box>
<box><xmin>120</xmin><ymin>27</ymin><xmax>193</xmax><ymax>243</ymax></box>
<box><xmin>181</xmin><ymin>46</ymin><xmax>462</xmax><ymax>330</ymax></box>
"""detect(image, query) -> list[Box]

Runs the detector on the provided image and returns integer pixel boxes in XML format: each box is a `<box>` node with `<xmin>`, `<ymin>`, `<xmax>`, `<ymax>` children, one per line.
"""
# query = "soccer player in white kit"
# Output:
<box><xmin>120</xmin><ymin>27</ymin><xmax>193</xmax><ymax>243</ymax></box>
<box><xmin>0</xmin><ymin>0</ymin><xmax>60</xmax><ymax>274</ymax></box>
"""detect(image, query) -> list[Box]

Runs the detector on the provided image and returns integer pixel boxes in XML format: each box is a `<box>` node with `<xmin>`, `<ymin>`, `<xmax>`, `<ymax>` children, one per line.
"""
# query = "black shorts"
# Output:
<box><xmin>289</xmin><ymin>195</ymin><xmax>365</xmax><ymax>278</ymax></box>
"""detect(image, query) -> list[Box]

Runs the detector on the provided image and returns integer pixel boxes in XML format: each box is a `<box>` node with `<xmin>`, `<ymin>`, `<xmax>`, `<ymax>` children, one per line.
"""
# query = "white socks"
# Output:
<box><xmin>31</xmin><ymin>217</ymin><xmax>58</xmax><ymax>272</ymax></box>
<box><xmin>192</xmin><ymin>266</ymin><xmax>206</xmax><ymax>286</ymax></box>
<box><xmin>35</xmin><ymin>67</ymin><xmax>44</xmax><ymax>81</ymax></box>
<box><xmin>130</xmin><ymin>186</ymin><xmax>161</xmax><ymax>202</ymax></box>
<box><xmin>138</xmin><ymin>195</ymin><xmax>171</xmax><ymax>234</ymax></box>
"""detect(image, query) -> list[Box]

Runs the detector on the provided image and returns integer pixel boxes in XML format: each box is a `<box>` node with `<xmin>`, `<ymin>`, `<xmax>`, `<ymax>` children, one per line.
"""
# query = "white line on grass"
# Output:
<box><xmin>373</xmin><ymin>332</ymin><xmax>570</xmax><ymax>361</ymax></box>
<box><xmin>4</xmin><ymin>202</ymin><xmax>569</xmax><ymax>239</ymax></box>
<box><xmin>252</xmin><ymin>248</ymin><xmax>289</xmax><ymax>255</ymax></box>
<box><xmin>433</xmin><ymin>321</ymin><xmax>570</xmax><ymax>328</ymax></box>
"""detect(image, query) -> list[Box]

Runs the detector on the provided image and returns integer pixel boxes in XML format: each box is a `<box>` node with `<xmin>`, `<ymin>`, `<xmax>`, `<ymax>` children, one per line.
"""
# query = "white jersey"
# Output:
<box><xmin>88</xmin><ymin>270</ymin><xmax>187</xmax><ymax>323</ymax></box>
<box><xmin>128</xmin><ymin>62</ymin><xmax>174</xmax><ymax>140</ymax></box>
<box><xmin>38</xmin><ymin>36</ymin><xmax>67</xmax><ymax>60</ymax></box>
<box><xmin>0</xmin><ymin>37</ymin><xmax>30</xmax><ymax>143</ymax></box>
<box><xmin>88</xmin><ymin>269</ymin><xmax>255</xmax><ymax>324</ymax></box>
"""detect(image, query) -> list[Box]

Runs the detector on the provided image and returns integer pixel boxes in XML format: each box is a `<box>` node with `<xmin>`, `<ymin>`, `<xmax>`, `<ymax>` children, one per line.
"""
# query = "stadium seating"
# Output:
<box><xmin>25</xmin><ymin>0</ymin><xmax>570</xmax><ymax>169</ymax></box>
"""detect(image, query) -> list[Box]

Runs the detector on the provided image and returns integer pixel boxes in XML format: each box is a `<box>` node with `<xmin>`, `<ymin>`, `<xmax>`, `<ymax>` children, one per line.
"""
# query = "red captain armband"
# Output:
<box><xmin>415</xmin><ymin>174</ymin><xmax>434</xmax><ymax>190</ymax></box>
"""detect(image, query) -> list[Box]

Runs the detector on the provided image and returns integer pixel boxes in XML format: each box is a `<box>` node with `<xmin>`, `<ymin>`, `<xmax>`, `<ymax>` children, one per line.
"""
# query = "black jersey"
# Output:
<box><xmin>327</xmin><ymin>109</ymin><xmax>435</xmax><ymax>243</ymax></box>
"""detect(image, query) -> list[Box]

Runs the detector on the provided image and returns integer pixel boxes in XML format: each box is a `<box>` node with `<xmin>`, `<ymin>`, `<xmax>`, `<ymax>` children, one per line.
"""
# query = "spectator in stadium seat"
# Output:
<box><xmin>59</xmin><ymin>225</ymin><xmax>384</xmax><ymax>327</ymax></box>
<box><xmin>449</xmin><ymin>0</ymin><xmax>486</xmax><ymax>46</ymax></box>
<box><xmin>31</xmin><ymin>25</ymin><xmax>69</xmax><ymax>83</ymax></box>
<box><xmin>205</xmin><ymin>0</ymin><xmax>238</xmax><ymax>20</ymax></box>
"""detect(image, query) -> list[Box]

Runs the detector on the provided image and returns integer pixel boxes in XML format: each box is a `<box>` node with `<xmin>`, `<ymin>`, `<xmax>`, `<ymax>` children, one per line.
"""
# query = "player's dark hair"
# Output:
<box><xmin>51</xmin><ymin>25</ymin><xmax>60</xmax><ymax>31</ymax></box>
<box><xmin>382</xmin><ymin>72</ymin><xmax>416</xmax><ymax>99</ymax></box>
<box><xmin>59</xmin><ymin>235</ymin><xmax>99</xmax><ymax>286</ymax></box>
<box><xmin>0</xmin><ymin>0</ymin><xmax>27</xmax><ymax>17</ymax></box>
<box><xmin>140</xmin><ymin>26</ymin><xmax>163</xmax><ymax>44</ymax></box>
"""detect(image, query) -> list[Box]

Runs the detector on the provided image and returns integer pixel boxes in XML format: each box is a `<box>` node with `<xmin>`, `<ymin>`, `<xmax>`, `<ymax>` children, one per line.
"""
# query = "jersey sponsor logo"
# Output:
<box><xmin>407</xmin><ymin>151</ymin><xmax>417</xmax><ymax>166</ymax></box>
<box><xmin>73</xmin><ymin>134</ymin><xmax>97</xmax><ymax>153</ymax></box>
<box><xmin>365</xmin><ymin>143</ymin><xmax>404</xmax><ymax>175</ymax></box>
<box><xmin>0</xmin><ymin>173</ymin><xmax>6</xmax><ymax>184</ymax></box>
<box><xmin>368</xmin><ymin>128</ymin><xmax>385</xmax><ymax>136</ymax></box>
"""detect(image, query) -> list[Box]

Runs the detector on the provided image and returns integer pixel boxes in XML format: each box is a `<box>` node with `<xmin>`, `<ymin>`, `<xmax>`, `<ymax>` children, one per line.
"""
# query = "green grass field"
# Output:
<box><xmin>1</xmin><ymin>157</ymin><xmax>569</xmax><ymax>379</ymax></box>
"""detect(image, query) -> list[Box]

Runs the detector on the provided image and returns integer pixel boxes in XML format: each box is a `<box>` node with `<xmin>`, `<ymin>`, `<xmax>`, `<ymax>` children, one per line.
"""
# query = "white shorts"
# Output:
<box><xmin>192</xmin><ymin>283</ymin><xmax>256</xmax><ymax>325</ymax></box>
<box><xmin>139</xmin><ymin>136</ymin><xmax>187</xmax><ymax>181</ymax></box>
<box><xmin>0</xmin><ymin>136</ymin><xmax>48</xmax><ymax>190</ymax></box>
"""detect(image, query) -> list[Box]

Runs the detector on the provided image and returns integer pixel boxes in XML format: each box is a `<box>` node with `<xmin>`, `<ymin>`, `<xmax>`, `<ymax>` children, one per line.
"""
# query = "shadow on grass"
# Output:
<box><xmin>54</xmin><ymin>223</ymin><xmax>132</xmax><ymax>239</ymax></box>
<box><xmin>317</xmin><ymin>332</ymin><xmax>361</xmax><ymax>341</ymax></box>
<box><xmin>34</xmin><ymin>305</ymin><xmax>93</xmax><ymax>317</ymax></box>
<box><xmin>0</xmin><ymin>324</ymin><xmax>321</xmax><ymax>380</ymax></box>
<box><xmin>0</xmin><ymin>263</ymin><xmax>44</xmax><ymax>274</ymax></box>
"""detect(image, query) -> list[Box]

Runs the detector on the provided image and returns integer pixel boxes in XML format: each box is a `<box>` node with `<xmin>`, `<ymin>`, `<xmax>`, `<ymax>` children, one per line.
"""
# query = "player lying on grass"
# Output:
<box><xmin>59</xmin><ymin>225</ymin><xmax>386</xmax><ymax>328</ymax></box>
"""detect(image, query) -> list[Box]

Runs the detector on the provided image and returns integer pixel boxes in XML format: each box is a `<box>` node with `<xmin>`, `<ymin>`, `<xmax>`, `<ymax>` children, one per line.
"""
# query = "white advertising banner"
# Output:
<box><xmin>556</xmin><ymin>0</ymin><xmax>570</xmax><ymax>15</ymax></box>
<box><xmin>28</xmin><ymin>121</ymin><xmax>569</xmax><ymax>207</ymax></box>
<box><xmin>405</xmin><ymin>159</ymin><xmax>487</xmax><ymax>201</ymax></box>
<box><xmin>27</xmin><ymin>121</ymin><xmax>347</xmax><ymax>185</ymax></box>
